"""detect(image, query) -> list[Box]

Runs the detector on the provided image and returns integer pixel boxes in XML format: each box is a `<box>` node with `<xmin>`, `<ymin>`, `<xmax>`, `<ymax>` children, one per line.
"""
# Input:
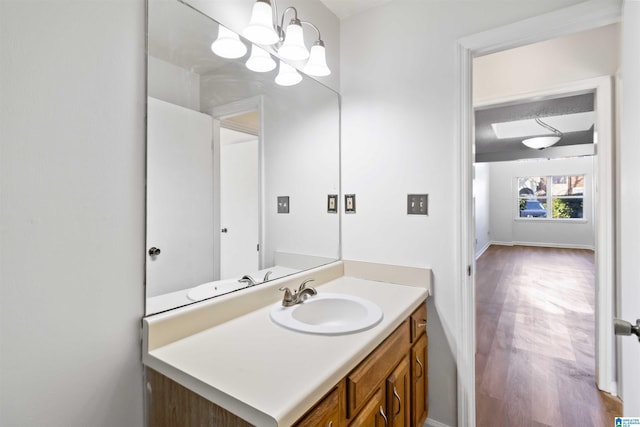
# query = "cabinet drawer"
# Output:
<box><xmin>410</xmin><ymin>304</ymin><xmax>427</xmax><ymax>343</ymax></box>
<box><xmin>346</xmin><ymin>320</ymin><xmax>410</xmax><ymax>418</ymax></box>
<box><xmin>294</xmin><ymin>382</ymin><xmax>343</xmax><ymax>427</ymax></box>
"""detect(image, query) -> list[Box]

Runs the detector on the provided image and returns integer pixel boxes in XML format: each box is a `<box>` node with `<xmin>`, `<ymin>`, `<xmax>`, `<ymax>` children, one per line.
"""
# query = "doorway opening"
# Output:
<box><xmin>210</xmin><ymin>96</ymin><xmax>264</xmax><ymax>281</ymax></box>
<box><xmin>455</xmin><ymin>3</ymin><xmax>622</xmax><ymax>425</ymax></box>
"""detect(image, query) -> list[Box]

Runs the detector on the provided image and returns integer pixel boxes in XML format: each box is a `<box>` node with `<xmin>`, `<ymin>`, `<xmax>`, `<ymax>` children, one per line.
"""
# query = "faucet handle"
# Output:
<box><xmin>279</xmin><ymin>287</ymin><xmax>295</xmax><ymax>306</ymax></box>
<box><xmin>298</xmin><ymin>279</ymin><xmax>315</xmax><ymax>292</ymax></box>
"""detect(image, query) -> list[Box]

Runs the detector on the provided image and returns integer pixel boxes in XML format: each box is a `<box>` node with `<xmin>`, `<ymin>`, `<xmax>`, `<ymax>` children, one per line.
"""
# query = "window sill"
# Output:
<box><xmin>514</xmin><ymin>218</ymin><xmax>588</xmax><ymax>224</ymax></box>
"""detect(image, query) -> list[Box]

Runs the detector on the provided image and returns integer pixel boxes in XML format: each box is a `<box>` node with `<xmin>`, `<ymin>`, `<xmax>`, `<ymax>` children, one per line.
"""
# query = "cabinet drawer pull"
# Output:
<box><xmin>417</xmin><ymin>322</ymin><xmax>426</xmax><ymax>328</ymax></box>
<box><xmin>416</xmin><ymin>355</ymin><xmax>424</xmax><ymax>380</ymax></box>
<box><xmin>392</xmin><ymin>386</ymin><xmax>402</xmax><ymax>416</ymax></box>
<box><xmin>379</xmin><ymin>405</ymin><xmax>388</xmax><ymax>426</ymax></box>
<box><xmin>327</xmin><ymin>422</ymin><xmax>332</xmax><ymax>427</ymax></box>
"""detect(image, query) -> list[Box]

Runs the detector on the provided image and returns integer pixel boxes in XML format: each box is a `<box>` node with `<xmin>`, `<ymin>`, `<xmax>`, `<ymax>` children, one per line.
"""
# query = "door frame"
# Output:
<box><xmin>454</xmin><ymin>2</ymin><xmax>622</xmax><ymax>425</ymax></box>
<box><xmin>209</xmin><ymin>95</ymin><xmax>265</xmax><ymax>278</ymax></box>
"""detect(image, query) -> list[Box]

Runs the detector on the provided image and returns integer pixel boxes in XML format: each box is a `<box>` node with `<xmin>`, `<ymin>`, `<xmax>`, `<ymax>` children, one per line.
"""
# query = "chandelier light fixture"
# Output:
<box><xmin>243</xmin><ymin>0</ymin><xmax>331</xmax><ymax>79</ymax></box>
<box><xmin>522</xmin><ymin>117</ymin><xmax>563</xmax><ymax>150</ymax></box>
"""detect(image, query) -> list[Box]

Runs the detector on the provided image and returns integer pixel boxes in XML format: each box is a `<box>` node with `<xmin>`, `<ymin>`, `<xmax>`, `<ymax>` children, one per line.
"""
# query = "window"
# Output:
<box><xmin>517</xmin><ymin>175</ymin><xmax>584</xmax><ymax>219</ymax></box>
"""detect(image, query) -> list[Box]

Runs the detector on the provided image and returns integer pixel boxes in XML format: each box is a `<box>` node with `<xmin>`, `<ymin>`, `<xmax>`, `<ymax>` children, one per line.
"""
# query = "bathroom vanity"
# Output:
<box><xmin>143</xmin><ymin>261</ymin><xmax>431</xmax><ymax>426</ymax></box>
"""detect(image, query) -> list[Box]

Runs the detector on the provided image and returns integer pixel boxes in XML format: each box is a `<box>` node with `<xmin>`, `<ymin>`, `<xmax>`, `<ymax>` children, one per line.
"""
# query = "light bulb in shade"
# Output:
<box><xmin>277</xmin><ymin>20</ymin><xmax>309</xmax><ymax>61</ymax></box>
<box><xmin>522</xmin><ymin>136</ymin><xmax>561</xmax><ymax>150</ymax></box>
<box><xmin>303</xmin><ymin>40</ymin><xmax>330</xmax><ymax>77</ymax></box>
<box><xmin>246</xmin><ymin>45</ymin><xmax>276</xmax><ymax>72</ymax></box>
<box><xmin>275</xmin><ymin>61</ymin><xmax>302</xmax><ymax>86</ymax></box>
<box><xmin>243</xmin><ymin>0</ymin><xmax>279</xmax><ymax>45</ymax></box>
<box><xmin>211</xmin><ymin>26</ymin><xmax>247</xmax><ymax>59</ymax></box>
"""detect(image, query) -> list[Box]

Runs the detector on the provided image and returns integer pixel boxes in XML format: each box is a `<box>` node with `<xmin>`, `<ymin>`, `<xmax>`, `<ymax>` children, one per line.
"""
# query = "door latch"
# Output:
<box><xmin>614</xmin><ymin>318</ymin><xmax>640</xmax><ymax>342</ymax></box>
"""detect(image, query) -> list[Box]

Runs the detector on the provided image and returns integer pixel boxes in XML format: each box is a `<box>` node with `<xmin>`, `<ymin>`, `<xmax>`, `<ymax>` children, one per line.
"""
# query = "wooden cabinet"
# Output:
<box><xmin>294</xmin><ymin>383</ymin><xmax>343</xmax><ymax>427</ymax></box>
<box><xmin>348</xmin><ymin>388</ymin><xmax>386</xmax><ymax>427</ymax></box>
<box><xmin>147</xmin><ymin>302</ymin><xmax>428</xmax><ymax>427</ymax></box>
<box><xmin>386</xmin><ymin>356</ymin><xmax>410</xmax><ymax>427</ymax></box>
<box><xmin>410</xmin><ymin>304</ymin><xmax>428</xmax><ymax>427</ymax></box>
<box><xmin>346</xmin><ymin>321</ymin><xmax>410</xmax><ymax>418</ymax></box>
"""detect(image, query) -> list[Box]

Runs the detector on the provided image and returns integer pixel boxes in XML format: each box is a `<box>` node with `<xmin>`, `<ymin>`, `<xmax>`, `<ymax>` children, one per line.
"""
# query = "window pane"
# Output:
<box><xmin>551</xmin><ymin>175</ymin><xmax>584</xmax><ymax>218</ymax></box>
<box><xmin>518</xmin><ymin>177</ymin><xmax>547</xmax><ymax>218</ymax></box>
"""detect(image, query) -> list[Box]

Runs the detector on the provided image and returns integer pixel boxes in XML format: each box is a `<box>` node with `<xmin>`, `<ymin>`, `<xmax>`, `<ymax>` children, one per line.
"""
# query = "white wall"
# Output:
<box><xmin>488</xmin><ymin>157</ymin><xmax>595</xmax><ymax>248</ymax></box>
<box><xmin>474</xmin><ymin>163</ymin><xmax>491</xmax><ymax>258</ymax></box>
<box><xmin>339</xmin><ymin>0</ymin><xmax>587</xmax><ymax>425</ymax></box>
<box><xmin>474</xmin><ymin>22</ymin><xmax>620</xmax><ymax>102</ymax></box>
<box><xmin>0</xmin><ymin>1</ymin><xmax>145</xmax><ymax>426</ymax></box>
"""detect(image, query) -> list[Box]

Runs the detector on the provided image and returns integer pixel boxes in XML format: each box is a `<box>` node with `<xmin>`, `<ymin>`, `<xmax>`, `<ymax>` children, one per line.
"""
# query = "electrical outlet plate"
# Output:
<box><xmin>277</xmin><ymin>196</ymin><xmax>289</xmax><ymax>214</ymax></box>
<box><xmin>327</xmin><ymin>194</ymin><xmax>338</xmax><ymax>213</ymax></box>
<box><xmin>407</xmin><ymin>194</ymin><xmax>428</xmax><ymax>215</ymax></box>
<box><xmin>345</xmin><ymin>194</ymin><xmax>356</xmax><ymax>214</ymax></box>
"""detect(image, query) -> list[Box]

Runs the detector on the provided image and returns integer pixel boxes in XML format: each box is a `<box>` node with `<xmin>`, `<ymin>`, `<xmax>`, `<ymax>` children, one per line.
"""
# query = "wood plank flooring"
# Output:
<box><xmin>475</xmin><ymin>245</ymin><xmax>622</xmax><ymax>427</ymax></box>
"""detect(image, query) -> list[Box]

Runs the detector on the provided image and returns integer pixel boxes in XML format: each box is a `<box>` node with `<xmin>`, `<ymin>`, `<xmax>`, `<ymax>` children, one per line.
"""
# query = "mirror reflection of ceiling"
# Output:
<box><xmin>148</xmin><ymin>0</ymin><xmax>227</xmax><ymax>75</ymax></box>
<box><xmin>475</xmin><ymin>92</ymin><xmax>595</xmax><ymax>163</ymax></box>
<box><xmin>221</xmin><ymin>111</ymin><xmax>259</xmax><ymax>135</ymax></box>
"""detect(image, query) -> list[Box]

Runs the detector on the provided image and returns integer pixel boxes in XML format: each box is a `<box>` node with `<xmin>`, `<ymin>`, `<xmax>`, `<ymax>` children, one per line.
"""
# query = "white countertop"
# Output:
<box><xmin>143</xmin><ymin>262</ymin><xmax>430</xmax><ymax>426</ymax></box>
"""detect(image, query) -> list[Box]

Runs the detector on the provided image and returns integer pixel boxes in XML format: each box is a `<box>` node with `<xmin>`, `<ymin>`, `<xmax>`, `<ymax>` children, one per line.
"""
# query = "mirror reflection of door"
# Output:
<box><xmin>146</xmin><ymin>97</ymin><xmax>215</xmax><ymax>297</ymax></box>
<box><xmin>219</xmin><ymin>113</ymin><xmax>259</xmax><ymax>279</ymax></box>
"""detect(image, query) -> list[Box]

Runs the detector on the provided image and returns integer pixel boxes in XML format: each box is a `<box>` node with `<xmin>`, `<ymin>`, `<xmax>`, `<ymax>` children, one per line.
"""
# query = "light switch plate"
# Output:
<box><xmin>277</xmin><ymin>196</ymin><xmax>289</xmax><ymax>214</ymax></box>
<box><xmin>407</xmin><ymin>194</ymin><xmax>428</xmax><ymax>215</ymax></box>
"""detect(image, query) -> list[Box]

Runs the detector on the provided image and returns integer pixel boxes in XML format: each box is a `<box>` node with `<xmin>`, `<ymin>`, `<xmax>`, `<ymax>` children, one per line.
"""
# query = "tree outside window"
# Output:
<box><xmin>517</xmin><ymin>175</ymin><xmax>584</xmax><ymax>219</ymax></box>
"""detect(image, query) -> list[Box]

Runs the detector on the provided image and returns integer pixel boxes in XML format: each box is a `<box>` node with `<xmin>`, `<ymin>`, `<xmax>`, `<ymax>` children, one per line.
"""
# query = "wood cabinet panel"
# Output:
<box><xmin>410</xmin><ymin>304</ymin><xmax>427</xmax><ymax>343</ymax></box>
<box><xmin>146</xmin><ymin>367</ymin><xmax>252</xmax><ymax>427</ymax></box>
<box><xmin>294</xmin><ymin>381</ymin><xmax>344</xmax><ymax>427</ymax></box>
<box><xmin>387</xmin><ymin>355</ymin><xmax>410</xmax><ymax>427</ymax></box>
<box><xmin>346</xmin><ymin>320</ymin><xmax>410</xmax><ymax>418</ymax></box>
<box><xmin>411</xmin><ymin>333</ymin><xmax>428</xmax><ymax>427</ymax></box>
<box><xmin>348</xmin><ymin>388</ymin><xmax>386</xmax><ymax>427</ymax></box>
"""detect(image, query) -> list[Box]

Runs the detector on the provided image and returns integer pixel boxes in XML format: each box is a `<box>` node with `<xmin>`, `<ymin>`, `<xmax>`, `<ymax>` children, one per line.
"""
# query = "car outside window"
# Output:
<box><xmin>517</xmin><ymin>175</ymin><xmax>584</xmax><ymax>219</ymax></box>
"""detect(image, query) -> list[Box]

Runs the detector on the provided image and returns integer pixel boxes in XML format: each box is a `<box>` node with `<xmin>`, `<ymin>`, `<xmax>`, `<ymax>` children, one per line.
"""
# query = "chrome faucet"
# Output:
<box><xmin>279</xmin><ymin>279</ymin><xmax>317</xmax><ymax>307</ymax></box>
<box><xmin>263</xmin><ymin>270</ymin><xmax>273</xmax><ymax>281</ymax></box>
<box><xmin>238</xmin><ymin>275</ymin><xmax>258</xmax><ymax>287</ymax></box>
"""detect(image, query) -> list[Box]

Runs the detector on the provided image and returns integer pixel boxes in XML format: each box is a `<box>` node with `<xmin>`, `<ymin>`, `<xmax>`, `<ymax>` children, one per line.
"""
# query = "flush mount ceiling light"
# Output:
<box><xmin>242</xmin><ymin>0</ymin><xmax>331</xmax><ymax>77</ymax></box>
<box><xmin>522</xmin><ymin>118</ymin><xmax>563</xmax><ymax>150</ymax></box>
<box><xmin>211</xmin><ymin>25</ymin><xmax>247</xmax><ymax>59</ymax></box>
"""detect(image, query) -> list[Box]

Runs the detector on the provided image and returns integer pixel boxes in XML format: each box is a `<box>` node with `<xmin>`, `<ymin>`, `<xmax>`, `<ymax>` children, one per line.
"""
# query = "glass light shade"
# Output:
<box><xmin>242</xmin><ymin>1</ymin><xmax>279</xmax><ymax>45</ymax></box>
<box><xmin>277</xmin><ymin>21</ymin><xmax>309</xmax><ymax>61</ymax></box>
<box><xmin>522</xmin><ymin>136</ymin><xmax>561</xmax><ymax>150</ymax></box>
<box><xmin>211</xmin><ymin>26</ymin><xmax>247</xmax><ymax>59</ymax></box>
<box><xmin>275</xmin><ymin>61</ymin><xmax>302</xmax><ymax>86</ymax></box>
<box><xmin>303</xmin><ymin>42</ymin><xmax>331</xmax><ymax>76</ymax></box>
<box><xmin>246</xmin><ymin>45</ymin><xmax>276</xmax><ymax>72</ymax></box>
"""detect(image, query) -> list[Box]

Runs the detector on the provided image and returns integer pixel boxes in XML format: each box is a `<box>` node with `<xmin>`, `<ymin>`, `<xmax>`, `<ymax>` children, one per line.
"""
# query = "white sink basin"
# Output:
<box><xmin>269</xmin><ymin>293</ymin><xmax>383</xmax><ymax>335</ymax></box>
<box><xmin>187</xmin><ymin>279</ymin><xmax>246</xmax><ymax>301</ymax></box>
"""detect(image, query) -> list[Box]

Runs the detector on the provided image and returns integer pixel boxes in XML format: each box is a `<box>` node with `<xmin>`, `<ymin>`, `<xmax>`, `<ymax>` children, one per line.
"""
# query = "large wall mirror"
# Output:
<box><xmin>146</xmin><ymin>0</ymin><xmax>341</xmax><ymax>315</ymax></box>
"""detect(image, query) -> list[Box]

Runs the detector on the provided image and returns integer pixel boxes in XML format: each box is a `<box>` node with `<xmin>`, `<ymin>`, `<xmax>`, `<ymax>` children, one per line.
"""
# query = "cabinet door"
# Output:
<box><xmin>411</xmin><ymin>333</ymin><xmax>428</xmax><ymax>427</ymax></box>
<box><xmin>294</xmin><ymin>384</ymin><xmax>342</xmax><ymax>427</ymax></box>
<box><xmin>348</xmin><ymin>388</ymin><xmax>387</xmax><ymax>427</ymax></box>
<box><xmin>387</xmin><ymin>356</ymin><xmax>410</xmax><ymax>427</ymax></box>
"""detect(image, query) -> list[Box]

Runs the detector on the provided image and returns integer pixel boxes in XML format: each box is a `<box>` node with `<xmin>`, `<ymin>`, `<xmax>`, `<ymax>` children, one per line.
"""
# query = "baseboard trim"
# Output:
<box><xmin>475</xmin><ymin>241</ymin><xmax>491</xmax><ymax>260</ymax></box>
<box><xmin>425</xmin><ymin>417</ymin><xmax>454</xmax><ymax>427</ymax></box>
<box><xmin>488</xmin><ymin>240</ymin><xmax>595</xmax><ymax>251</ymax></box>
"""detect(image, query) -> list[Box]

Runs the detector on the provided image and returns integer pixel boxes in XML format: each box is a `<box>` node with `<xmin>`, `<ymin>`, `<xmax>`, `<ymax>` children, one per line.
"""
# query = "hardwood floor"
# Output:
<box><xmin>475</xmin><ymin>245</ymin><xmax>622</xmax><ymax>427</ymax></box>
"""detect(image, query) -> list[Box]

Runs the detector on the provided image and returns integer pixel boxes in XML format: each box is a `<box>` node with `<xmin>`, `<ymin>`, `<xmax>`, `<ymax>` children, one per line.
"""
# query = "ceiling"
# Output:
<box><xmin>319</xmin><ymin>0</ymin><xmax>393</xmax><ymax>19</ymax></box>
<box><xmin>475</xmin><ymin>93</ymin><xmax>595</xmax><ymax>162</ymax></box>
